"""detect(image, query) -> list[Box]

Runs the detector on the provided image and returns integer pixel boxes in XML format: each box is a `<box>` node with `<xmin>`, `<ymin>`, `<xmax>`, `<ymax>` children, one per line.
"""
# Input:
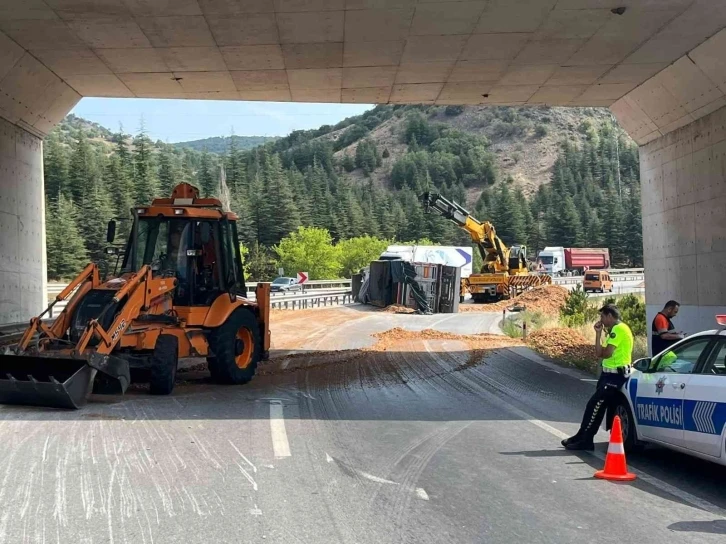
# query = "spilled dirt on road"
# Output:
<box><xmin>459</xmin><ymin>285</ymin><xmax>568</xmax><ymax>315</ymax></box>
<box><xmin>268</xmin><ymin>307</ymin><xmax>368</xmax><ymax>350</ymax></box>
<box><xmin>259</xmin><ymin>327</ymin><xmax>523</xmax><ymax>378</ymax></box>
<box><xmin>526</xmin><ymin>328</ymin><xmax>598</xmax><ymax>371</ymax></box>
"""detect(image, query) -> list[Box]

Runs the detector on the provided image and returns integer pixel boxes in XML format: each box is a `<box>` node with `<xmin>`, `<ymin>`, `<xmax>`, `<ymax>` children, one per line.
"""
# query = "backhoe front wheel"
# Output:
<box><xmin>207</xmin><ymin>308</ymin><xmax>262</xmax><ymax>385</ymax></box>
<box><xmin>149</xmin><ymin>335</ymin><xmax>178</xmax><ymax>395</ymax></box>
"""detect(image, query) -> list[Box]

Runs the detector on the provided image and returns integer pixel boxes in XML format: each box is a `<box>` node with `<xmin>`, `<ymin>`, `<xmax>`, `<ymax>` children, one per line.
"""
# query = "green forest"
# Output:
<box><xmin>44</xmin><ymin>105</ymin><xmax>642</xmax><ymax>281</ymax></box>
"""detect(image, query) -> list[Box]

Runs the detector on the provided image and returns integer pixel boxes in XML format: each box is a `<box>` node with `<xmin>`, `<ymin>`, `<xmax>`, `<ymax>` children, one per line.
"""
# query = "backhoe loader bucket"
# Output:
<box><xmin>0</xmin><ymin>355</ymin><xmax>96</xmax><ymax>409</ymax></box>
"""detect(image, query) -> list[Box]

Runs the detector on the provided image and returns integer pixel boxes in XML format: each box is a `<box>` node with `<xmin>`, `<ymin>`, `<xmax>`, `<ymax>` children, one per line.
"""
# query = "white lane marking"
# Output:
<box><xmin>478</xmin><ymin>376</ymin><xmax>726</xmax><ymax>518</ymax></box>
<box><xmin>415</xmin><ymin>488</ymin><xmax>429</xmax><ymax>501</ymax></box>
<box><xmin>269</xmin><ymin>401</ymin><xmax>291</xmax><ymax>458</ymax></box>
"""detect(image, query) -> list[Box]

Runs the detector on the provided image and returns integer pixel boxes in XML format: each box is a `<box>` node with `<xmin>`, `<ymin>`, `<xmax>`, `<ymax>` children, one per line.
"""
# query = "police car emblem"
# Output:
<box><xmin>655</xmin><ymin>377</ymin><xmax>665</xmax><ymax>394</ymax></box>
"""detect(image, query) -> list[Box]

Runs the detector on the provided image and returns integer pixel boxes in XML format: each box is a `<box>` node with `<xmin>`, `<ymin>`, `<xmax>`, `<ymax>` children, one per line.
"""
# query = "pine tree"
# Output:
<box><xmin>44</xmin><ymin>134</ymin><xmax>68</xmax><ymax>201</ymax></box>
<box><xmin>547</xmin><ymin>195</ymin><xmax>582</xmax><ymax>247</ymax></box>
<box><xmin>157</xmin><ymin>145</ymin><xmax>177</xmax><ymax>195</ymax></box>
<box><xmin>198</xmin><ymin>149</ymin><xmax>216</xmax><ymax>197</ymax></box>
<box><xmin>602</xmin><ymin>183</ymin><xmax>626</xmax><ymax>266</ymax></box>
<box><xmin>104</xmin><ymin>153</ymin><xmax>134</xmax><ymax>238</ymax></box>
<box><xmin>225</xmin><ymin>132</ymin><xmax>245</xmax><ymax>196</ymax></box>
<box><xmin>132</xmin><ymin>127</ymin><xmax>158</xmax><ymax>203</ymax></box>
<box><xmin>586</xmin><ymin>209</ymin><xmax>605</xmax><ymax>247</ymax></box>
<box><xmin>68</xmin><ymin>132</ymin><xmax>97</xmax><ymax>206</ymax></box>
<box><xmin>341</xmin><ymin>152</ymin><xmax>355</xmax><ymax>172</ymax></box>
<box><xmin>489</xmin><ymin>182</ymin><xmax>525</xmax><ymax>245</ymax></box>
<box><xmin>46</xmin><ymin>195</ymin><xmax>89</xmax><ymax>279</ymax></box>
<box><xmin>625</xmin><ymin>185</ymin><xmax>643</xmax><ymax>266</ymax></box>
<box><xmin>262</xmin><ymin>154</ymin><xmax>301</xmax><ymax>245</ymax></box>
<box><xmin>79</xmin><ymin>178</ymin><xmax>115</xmax><ymax>263</ymax></box>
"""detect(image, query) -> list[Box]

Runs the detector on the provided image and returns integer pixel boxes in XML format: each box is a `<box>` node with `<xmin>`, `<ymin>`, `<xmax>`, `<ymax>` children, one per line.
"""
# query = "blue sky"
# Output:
<box><xmin>70</xmin><ymin>98</ymin><xmax>374</xmax><ymax>143</ymax></box>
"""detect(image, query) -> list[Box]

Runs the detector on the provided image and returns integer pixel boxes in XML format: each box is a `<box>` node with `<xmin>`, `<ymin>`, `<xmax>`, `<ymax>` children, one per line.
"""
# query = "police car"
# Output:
<box><xmin>614</xmin><ymin>316</ymin><xmax>726</xmax><ymax>465</ymax></box>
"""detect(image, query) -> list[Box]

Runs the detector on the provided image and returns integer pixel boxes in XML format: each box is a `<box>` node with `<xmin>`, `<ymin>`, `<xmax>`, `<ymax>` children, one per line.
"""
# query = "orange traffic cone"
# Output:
<box><xmin>594</xmin><ymin>415</ymin><xmax>636</xmax><ymax>481</ymax></box>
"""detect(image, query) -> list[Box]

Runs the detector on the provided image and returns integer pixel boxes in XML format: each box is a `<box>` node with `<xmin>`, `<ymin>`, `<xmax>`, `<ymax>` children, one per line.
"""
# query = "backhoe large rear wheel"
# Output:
<box><xmin>207</xmin><ymin>308</ymin><xmax>262</xmax><ymax>385</ymax></box>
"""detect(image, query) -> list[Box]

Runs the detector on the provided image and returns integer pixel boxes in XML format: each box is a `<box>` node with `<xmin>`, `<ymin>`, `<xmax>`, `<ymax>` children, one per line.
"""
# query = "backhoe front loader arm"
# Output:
<box><xmin>16</xmin><ymin>263</ymin><xmax>102</xmax><ymax>353</ymax></box>
<box><xmin>74</xmin><ymin>266</ymin><xmax>177</xmax><ymax>356</ymax></box>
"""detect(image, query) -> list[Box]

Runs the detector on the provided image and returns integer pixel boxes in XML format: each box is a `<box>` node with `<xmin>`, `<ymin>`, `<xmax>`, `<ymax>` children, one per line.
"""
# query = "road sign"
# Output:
<box><xmin>297</xmin><ymin>272</ymin><xmax>308</xmax><ymax>284</ymax></box>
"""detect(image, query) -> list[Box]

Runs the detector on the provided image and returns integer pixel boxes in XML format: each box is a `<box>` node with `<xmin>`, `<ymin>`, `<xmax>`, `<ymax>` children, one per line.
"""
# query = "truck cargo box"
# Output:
<box><xmin>564</xmin><ymin>248</ymin><xmax>610</xmax><ymax>269</ymax></box>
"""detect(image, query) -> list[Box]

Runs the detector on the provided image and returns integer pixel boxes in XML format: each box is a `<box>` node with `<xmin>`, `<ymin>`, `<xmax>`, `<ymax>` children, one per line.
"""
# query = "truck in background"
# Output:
<box><xmin>536</xmin><ymin>247</ymin><xmax>610</xmax><ymax>276</ymax></box>
<box><xmin>379</xmin><ymin>246</ymin><xmax>473</xmax><ymax>278</ymax></box>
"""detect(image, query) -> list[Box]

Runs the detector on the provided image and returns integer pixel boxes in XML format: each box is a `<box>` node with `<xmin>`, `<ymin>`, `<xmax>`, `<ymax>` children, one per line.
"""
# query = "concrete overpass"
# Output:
<box><xmin>0</xmin><ymin>0</ymin><xmax>725</xmax><ymax>330</ymax></box>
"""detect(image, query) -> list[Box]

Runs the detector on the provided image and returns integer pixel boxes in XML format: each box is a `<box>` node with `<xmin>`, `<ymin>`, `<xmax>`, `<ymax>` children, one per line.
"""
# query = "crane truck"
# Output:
<box><xmin>421</xmin><ymin>192</ymin><xmax>551</xmax><ymax>303</ymax></box>
<box><xmin>0</xmin><ymin>183</ymin><xmax>271</xmax><ymax>409</ymax></box>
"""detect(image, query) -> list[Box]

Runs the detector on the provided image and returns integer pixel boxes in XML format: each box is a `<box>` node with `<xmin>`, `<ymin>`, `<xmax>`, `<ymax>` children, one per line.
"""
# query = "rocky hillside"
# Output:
<box><xmin>43</xmin><ymin>104</ymin><xmax>642</xmax><ymax>280</ymax></box>
<box><xmin>301</xmin><ymin>105</ymin><xmax>618</xmax><ymax>205</ymax></box>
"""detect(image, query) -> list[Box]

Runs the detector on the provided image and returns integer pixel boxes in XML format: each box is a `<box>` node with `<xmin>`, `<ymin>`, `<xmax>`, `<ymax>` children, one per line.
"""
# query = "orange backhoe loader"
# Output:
<box><xmin>0</xmin><ymin>183</ymin><xmax>270</xmax><ymax>409</ymax></box>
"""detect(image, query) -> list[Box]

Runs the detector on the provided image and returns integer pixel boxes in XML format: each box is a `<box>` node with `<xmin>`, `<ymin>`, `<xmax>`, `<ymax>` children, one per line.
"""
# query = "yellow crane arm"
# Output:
<box><xmin>420</xmin><ymin>192</ymin><xmax>510</xmax><ymax>273</ymax></box>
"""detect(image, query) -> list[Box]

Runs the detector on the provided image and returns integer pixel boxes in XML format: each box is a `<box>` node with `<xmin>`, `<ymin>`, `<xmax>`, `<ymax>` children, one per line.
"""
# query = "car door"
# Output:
<box><xmin>633</xmin><ymin>336</ymin><xmax>715</xmax><ymax>447</ymax></box>
<box><xmin>682</xmin><ymin>338</ymin><xmax>726</xmax><ymax>458</ymax></box>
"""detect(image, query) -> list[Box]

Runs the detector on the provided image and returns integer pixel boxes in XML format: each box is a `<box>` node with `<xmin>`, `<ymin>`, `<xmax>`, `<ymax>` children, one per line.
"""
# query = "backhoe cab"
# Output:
<box><xmin>0</xmin><ymin>183</ymin><xmax>270</xmax><ymax>409</ymax></box>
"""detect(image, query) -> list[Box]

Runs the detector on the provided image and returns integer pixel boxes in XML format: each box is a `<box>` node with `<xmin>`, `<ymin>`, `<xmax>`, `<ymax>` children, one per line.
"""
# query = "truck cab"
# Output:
<box><xmin>537</xmin><ymin>247</ymin><xmax>565</xmax><ymax>276</ymax></box>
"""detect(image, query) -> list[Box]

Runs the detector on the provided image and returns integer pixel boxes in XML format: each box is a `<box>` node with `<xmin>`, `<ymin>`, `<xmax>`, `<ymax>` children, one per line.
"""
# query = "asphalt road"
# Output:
<box><xmin>0</xmin><ymin>306</ymin><xmax>723</xmax><ymax>544</ymax></box>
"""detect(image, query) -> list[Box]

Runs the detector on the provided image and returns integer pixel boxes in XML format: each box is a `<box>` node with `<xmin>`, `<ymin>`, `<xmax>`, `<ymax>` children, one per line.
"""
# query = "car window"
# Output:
<box><xmin>651</xmin><ymin>337</ymin><xmax>713</xmax><ymax>374</ymax></box>
<box><xmin>700</xmin><ymin>340</ymin><xmax>726</xmax><ymax>376</ymax></box>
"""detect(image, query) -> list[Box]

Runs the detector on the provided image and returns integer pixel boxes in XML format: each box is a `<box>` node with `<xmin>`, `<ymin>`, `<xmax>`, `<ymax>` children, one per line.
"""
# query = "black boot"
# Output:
<box><xmin>561</xmin><ymin>434</ymin><xmax>580</xmax><ymax>447</ymax></box>
<box><xmin>564</xmin><ymin>439</ymin><xmax>594</xmax><ymax>451</ymax></box>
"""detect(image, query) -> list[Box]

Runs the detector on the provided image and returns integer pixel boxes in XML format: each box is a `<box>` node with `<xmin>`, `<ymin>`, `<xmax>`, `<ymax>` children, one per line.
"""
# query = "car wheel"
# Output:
<box><xmin>615</xmin><ymin>396</ymin><xmax>642</xmax><ymax>453</ymax></box>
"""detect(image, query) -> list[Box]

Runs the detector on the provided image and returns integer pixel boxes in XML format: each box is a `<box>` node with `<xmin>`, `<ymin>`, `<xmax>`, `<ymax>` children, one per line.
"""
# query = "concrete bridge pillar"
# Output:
<box><xmin>638</xmin><ymin>105</ymin><xmax>726</xmax><ymax>334</ymax></box>
<box><xmin>0</xmin><ymin>117</ymin><xmax>47</xmax><ymax>324</ymax></box>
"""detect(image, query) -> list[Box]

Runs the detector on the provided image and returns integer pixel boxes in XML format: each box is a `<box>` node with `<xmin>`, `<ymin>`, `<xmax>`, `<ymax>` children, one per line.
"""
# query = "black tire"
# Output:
<box><xmin>614</xmin><ymin>396</ymin><xmax>642</xmax><ymax>453</ymax></box>
<box><xmin>207</xmin><ymin>307</ymin><xmax>262</xmax><ymax>385</ymax></box>
<box><xmin>149</xmin><ymin>334</ymin><xmax>178</xmax><ymax>395</ymax></box>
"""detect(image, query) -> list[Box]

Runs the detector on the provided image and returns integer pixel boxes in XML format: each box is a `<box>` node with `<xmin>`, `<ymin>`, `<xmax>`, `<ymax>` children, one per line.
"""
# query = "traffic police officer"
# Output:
<box><xmin>562</xmin><ymin>303</ymin><xmax>634</xmax><ymax>451</ymax></box>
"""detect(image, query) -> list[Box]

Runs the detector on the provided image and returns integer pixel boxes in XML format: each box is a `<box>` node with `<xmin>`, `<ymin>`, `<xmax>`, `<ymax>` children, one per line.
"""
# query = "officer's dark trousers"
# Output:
<box><xmin>575</xmin><ymin>371</ymin><xmax>628</xmax><ymax>441</ymax></box>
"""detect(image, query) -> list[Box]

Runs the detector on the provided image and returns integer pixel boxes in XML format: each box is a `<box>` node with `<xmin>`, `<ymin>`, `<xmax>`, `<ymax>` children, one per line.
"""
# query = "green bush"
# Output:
<box><xmin>560</xmin><ymin>286</ymin><xmax>598</xmax><ymax>326</ymax></box>
<box><xmin>534</xmin><ymin>124</ymin><xmax>548</xmax><ymax>138</ymax></box>
<box><xmin>445</xmin><ymin>105</ymin><xmax>464</xmax><ymax>116</ymax></box>
<box><xmin>502</xmin><ymin>311</ymin><xmax>547</xmax><ymax>338</ymax></box>
<box><xmin>617</xmin><ymin>294</ymin><xmax>646</xmax><ymax>336</ymax></box>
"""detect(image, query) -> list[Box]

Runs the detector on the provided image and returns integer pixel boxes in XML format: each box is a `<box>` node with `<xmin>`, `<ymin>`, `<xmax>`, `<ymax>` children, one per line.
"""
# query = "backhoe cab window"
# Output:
<box><xmin>122</xmin><ymin>218</ymin><xmax>191</xmax><ymax>276</ymax></box>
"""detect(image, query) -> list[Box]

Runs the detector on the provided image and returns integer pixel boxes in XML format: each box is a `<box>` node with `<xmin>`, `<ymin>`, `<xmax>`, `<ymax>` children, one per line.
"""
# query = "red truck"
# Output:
<box><xmin>536</xmin><ymin>247</ymin><xmax>610</xmax><ymax>276</ymax></box>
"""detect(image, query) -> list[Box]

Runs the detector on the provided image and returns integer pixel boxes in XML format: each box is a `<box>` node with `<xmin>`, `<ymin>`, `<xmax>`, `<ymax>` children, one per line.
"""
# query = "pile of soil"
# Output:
<box><xmin>459</xmin><ymin>285</ymin><xmax>569</xmax><ymax>315</ymax></box>
<box><xmin>381</xmin><ymin>304</ymin><xmax>416</xmax><ymax>314</ymax></box>
<box><xmin>526</xmin><ymin>328</ymin><xmax>598</xmax><ymax>371</ymax></box>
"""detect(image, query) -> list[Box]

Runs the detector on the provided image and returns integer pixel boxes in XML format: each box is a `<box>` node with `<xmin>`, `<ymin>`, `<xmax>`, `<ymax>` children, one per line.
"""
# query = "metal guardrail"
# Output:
<box><xmin>44</xmin><ymin>284</ymin><xmax>355</xmax><ymax>317</ymax></box>
<box><xmin>553</xmin><ymin>274</ymin><xmax>644</xmax><ymax>286</ymax></box>
<box><xmin>46</xmin><ymin>279</ymin><xmax>352</xmax><ymax>297</ymax></box>
<box><xmin>46</xmin><ymin>280</ymin><xmax>355</xmax><ymax>317</ymax></box>
<box><xmin>270</xmin><ymin>289</ymin><xmax>354</xmax><ymax>310</ymax></box>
